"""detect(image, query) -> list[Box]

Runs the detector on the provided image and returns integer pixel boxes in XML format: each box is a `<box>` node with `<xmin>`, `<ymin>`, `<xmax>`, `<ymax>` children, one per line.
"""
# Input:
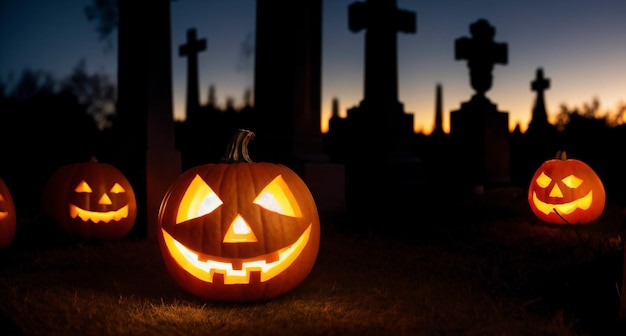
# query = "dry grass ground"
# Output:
<box><xmin>1</xmin><ymin>186</ymin><xmax>625</xmax><ymax>336</ymax></box>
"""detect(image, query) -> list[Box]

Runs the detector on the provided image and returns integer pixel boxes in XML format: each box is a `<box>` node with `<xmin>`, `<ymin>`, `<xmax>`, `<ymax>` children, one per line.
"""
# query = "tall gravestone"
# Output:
<box><xmin>526</xmin><ymin>68</ymin><xmax>552</xmax><ymax>136</ymax></box>
<box><xmin>513</xmin><ymin>67</ymin><xmax>558</xmax><ymax>186</ymax></box>
<box><xmin>117</xmin><ymin>0</ymin><xmax>181</xmax><ymax>239</ymax></box>
<box><xmin>431</xmin><ymin>83</ymin><xmax>445</xmax><ymax>136</ymax></box>
<box><xmin>345</xmin><ymin>0</ymin><xmax>421</xmax><ymax>228</ymax></box>
<box><xmin>253</xmin><ymin>0</ymin><xmax>344</xmax><ymax>220</ymax></box>
<box><xmin>179</xmin><ymin>28</ymin><xmax>207</xmax><ymax>123</ymax></box>
<box><xmin>450</xmin><ymin>18</ymin><xmax>510</xmax><ymax>193</ymax></box>
<box><xmin>622</xmin><ymin>245</ymin><xmax>626</xmax><ymax>320</ymax></box>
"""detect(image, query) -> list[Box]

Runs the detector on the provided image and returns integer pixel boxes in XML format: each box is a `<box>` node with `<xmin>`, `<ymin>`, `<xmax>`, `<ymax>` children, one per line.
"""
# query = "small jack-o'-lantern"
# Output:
<box><xmin>42</xmin><ymin>157</ymin><xmax>137</xmax><ymax>240</ymax></box>
<box><xmin>0</xmin><ymin>177</ymin><xmax>16</xmax><ymax>249</ymax></box>
<box><xmin>158</xmin><ymin>130</ymin><xmax>320</xmax><ymax>302</ymax></box>
<box><xmin>528</xmin><ymin>151</ymin><xmax>605</xmax><ymax>225</ymax></box>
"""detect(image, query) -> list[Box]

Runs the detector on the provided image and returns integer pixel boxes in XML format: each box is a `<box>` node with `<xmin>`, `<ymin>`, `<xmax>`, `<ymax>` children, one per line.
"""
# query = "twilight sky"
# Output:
<box><xmin>1</xmin><ymin>0</ymin><xmax>625</xmax><ymax>133</ymax></box>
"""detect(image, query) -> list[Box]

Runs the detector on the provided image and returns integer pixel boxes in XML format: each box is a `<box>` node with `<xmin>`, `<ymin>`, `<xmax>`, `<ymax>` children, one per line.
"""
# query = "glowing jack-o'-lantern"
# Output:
<box><xmin>158</xmin><ymin>130</ymin><xmax>320</xmax><ymax>302</ymax></box>
<box><xmin>42</xmin><ymin>157</ymin><xmax>137</xmax><ymax>240</ymax></box>
<box><xmin>0</xmin><ymin>177</ymin><xmax>16</xmax><ymax>249</ymax></box>
<box><xmin>528</xmin><ymin>151</ymin><xmax>605</xmax><ymax>225</ymax></box>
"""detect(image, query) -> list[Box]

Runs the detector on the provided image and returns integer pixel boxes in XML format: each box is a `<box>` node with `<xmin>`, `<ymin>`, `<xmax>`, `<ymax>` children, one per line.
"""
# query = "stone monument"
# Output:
<box><xmin>450</xmin><ymin>18</ymin><xmax>510</xmax><ymax>193</ymax></box>
<box><xmin>116</xmin><ymin>0</ymin><xmax>182</xmax><ymax>239</ymax></box>
<box><xmin>344</xmin><ymin>0</ymin><xmax>422</xmax><ymax>228</ymax></box>
<box><xmin>179</xmin><ymin>28</ymin><xmax>207</xmax><ymax>123</ymax></box>
<box><xmin>252</xmin><ymin>0</ymin><xmax>345</xmax><ymax>220</ymax></box>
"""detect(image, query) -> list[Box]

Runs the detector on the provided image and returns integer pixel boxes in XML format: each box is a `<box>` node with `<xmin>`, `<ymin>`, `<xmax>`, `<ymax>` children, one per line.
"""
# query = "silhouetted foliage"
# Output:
<box><xmin>0</xmin><ymin>67</ymin><xmax>105</xmax><ymax>216</ymax></box>
<box><xmin>61</xmin><ymin>60</ymin><xmax>117</xmax><ymax>130</ymax></box>
<box><xmin>3</xmin><ymin>68</ymin><xmax>56</xmax><ymax>100</ymax></box>
<box><xmin>555</xmin><ymin>97</ymin><xmax>609</xmax><ymax>132</ymax></box>
<box><xmin>85</xmin><ymin>0</ymin><xmax>119</xmax><ymax>50</ymax></box>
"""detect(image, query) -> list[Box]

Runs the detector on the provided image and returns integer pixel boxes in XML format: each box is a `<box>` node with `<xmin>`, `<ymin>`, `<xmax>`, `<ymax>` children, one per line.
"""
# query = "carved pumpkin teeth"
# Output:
<box><xmin>231</xmin><ymin>260</ymin><xmax>243</xmax><ymax>270</ymax></box>
<box><xmin>69</xmin><ymin>204</ymin><xmax>129</xmax><ymax>223</ymax></box>
<box><xmin>531</xmin><ymin>190</ymin><xmax>593</xmax><ymax>215</ymax></box>
<box><xmin>163</xmin><ymin>225</ymin><xmax>312</xmax><ymax>284</ymax></box>
<box><xmin>265</xmin><ymin>251</ymin><xmax>280</xmax><ymax>263</ymax></box>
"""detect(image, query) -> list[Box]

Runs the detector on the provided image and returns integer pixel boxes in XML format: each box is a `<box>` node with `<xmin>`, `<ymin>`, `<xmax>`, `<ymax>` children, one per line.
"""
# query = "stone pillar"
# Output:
<box><xmin>450</xmin><ymin>19</ymin><xmax>510</xmax><ymax>193</ymax></box>
<box><xmin>117</xmin><ymin>0</ymin><xmax>181</xmax><ymax>239</ymax></box>
<box><xmin>253</xmin><ymin>0</ymin><xmax>344</xmax><ymax>220</ymax></box>
<box><xmin>344</xmin><ymin>0</ymin><xmax>422</xmax><ymax>231</ymax></box>
<box><xmin>450</xmin><ymin>95</ymin><xmax>510</xmax><ymax>191</ymax></box>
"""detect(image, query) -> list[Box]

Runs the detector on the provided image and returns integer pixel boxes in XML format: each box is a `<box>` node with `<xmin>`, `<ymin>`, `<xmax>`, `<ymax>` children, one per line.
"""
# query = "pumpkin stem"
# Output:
<box><xmin>555</xmin><ymin>151</ymin><xmax>567</xmax><ymax>160</ymax></box>
<box><xmin>90</xmin><ymin>156</ymin><xmax>99</xmax><ymax>163</ymax></box>
<box><xmin>221</xmin><ymin>129</ymin><xmax>255</xmax><ymax>163</ymax></box>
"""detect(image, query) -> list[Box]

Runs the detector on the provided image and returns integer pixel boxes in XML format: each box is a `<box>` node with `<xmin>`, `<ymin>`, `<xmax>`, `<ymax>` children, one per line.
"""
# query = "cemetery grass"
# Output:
<box><xmin>1</xmin><ymin>186</ymin><xmax>625</xmax><ymax>336</ymax></box>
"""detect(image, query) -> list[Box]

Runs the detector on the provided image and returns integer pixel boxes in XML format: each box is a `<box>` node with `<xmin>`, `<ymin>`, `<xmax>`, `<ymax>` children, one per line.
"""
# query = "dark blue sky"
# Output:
<box><xmin>1</xmin><ymin>0</ymin><xmax>625</xmax><ymax>133</ymax></box>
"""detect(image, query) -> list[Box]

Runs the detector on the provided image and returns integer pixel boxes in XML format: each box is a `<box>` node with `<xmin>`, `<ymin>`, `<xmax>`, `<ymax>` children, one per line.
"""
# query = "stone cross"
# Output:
<box><xmin>526</xmin><ymin>67</ymin><xmax>553</xmax><ymax>135</ymax></box>
<box><xmin>455</xmin><ymin>19</ymin><xmax>507</xmax><ymax>96</ymax></box>
<box><xmin>531</xmin><ymin>68</ymin><xmax>550</xmax><ymax>119</ymax></box>
<box><xmin>349</xmin><ymin>0</ymin><xmax>415</xmax><ymax>108</ymax></box>
<box><xmin>532</xmin><ymin>68</ymin><xmax>550</xmax><ymax>93</ymax></box>
<box><xmin>179</xmin><ymin>28</ymin><xmax>206</xmax><ymax>122</ymax></box>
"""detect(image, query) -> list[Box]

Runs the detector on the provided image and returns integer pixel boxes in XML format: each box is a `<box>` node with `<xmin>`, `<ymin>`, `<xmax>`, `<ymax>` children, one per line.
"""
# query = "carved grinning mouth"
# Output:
<box><xmin>162</xmin><ymin>224</ymin><xmax>312</xmax><ymax>285</ymax></box>
<box><xmin>531</xmin><ymin>190</ymin><xmax>593</xmax><ymax>215</ymax></box>
<box><xmin>69</xmin><ymin>204</ymin><xmax>129</xmax><ymax>223</ymax></box>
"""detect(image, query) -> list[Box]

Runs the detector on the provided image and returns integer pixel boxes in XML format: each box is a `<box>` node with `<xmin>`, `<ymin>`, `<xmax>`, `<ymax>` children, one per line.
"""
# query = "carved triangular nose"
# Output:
<box><xmin>223</xmin><ymin>215</ymin><xmax>258</xmax><ymax>243</ymax></box>
<box><xmin>549</xmin><ymin>184</ymin><xmax>563</xmax><ymax>198</ymax></box>
<box><xmin>98</xmin><ymin>193</ymin><xmax>112</xmax><ymax>205</ymax></box>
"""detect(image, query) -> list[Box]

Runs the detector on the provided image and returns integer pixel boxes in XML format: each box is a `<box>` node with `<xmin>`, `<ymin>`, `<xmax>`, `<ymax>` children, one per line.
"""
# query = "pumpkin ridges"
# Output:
<box><xmin>157</xmin><ymin>130</ymin><xmax>320</xmax><ymax>302</ymax></box>
<box><xmin>42</xmin><ymin>160</ymin><xmax>137</xmax><ymax>240</ymax></box>
<box><xmin>0</xmin><ymin>177</ymin><xmax>16</xmax><ymax>249</ymax></box>
<box><xmin>528</xmin><ymin>153</ymin><xmax>605</xmax><ymax>225</ymax></box>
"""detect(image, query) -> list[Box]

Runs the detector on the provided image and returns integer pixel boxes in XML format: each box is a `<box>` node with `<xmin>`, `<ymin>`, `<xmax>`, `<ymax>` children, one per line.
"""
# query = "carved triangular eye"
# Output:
<box><xmin>109</xmin><ymin>183</ymin><xmax>126</xmax><ymax>193</ymax></box>
<box><xmin>536</xmin><ymin>172</ymin><xmax>552</xmax><ymax>188</ymax></box>
<box><xmin>253</xmin><ymin>175</ymin><xmax>302</xmax><ymax>217</ymax></box>
<box><xmin>0</xmin><ymin>193</ymin><xmax>6</xmax><ymax>219</ymax></box>
<box><xmin>74</xmin><ymin>181</ymin><xmax>93</xmax><ymax>193</ymax></box>
<box><xmin>176</xmin><ymin>174</ymin><xmax>223</xmax><ymax>224</ymax></box>
<box><xmin>561</xmin><ymin>174</ymin><xmax>583</xmax><ymax>189</ymax></box>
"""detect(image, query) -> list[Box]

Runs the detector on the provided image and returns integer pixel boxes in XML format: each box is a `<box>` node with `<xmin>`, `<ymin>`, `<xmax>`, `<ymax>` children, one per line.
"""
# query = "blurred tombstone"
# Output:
<box><xmin>179</xmin><ymin>28</ymin><xmax>206</xmax><ymax>124</ymax></box>
<box><xmin>252</xmin><ymin>0</ymin><xmax>344</xmax><ymax>220</ymax></box>
<box><xmin>344</xmin><ymin>0</ymin><xmax>423</xmax><ymax>228</ymax></box>
<box><xmin>116</xmin><ymin>0</ymin><xmax>181</xmax><ymax>239</ymax></box>
<box><xmin>621</xmin><ymin>214</ymin><xmax>626</xmax><ymax>321</ymax></box>
<box><xmin>450</xmin><ymin>18</ymin><xmax>510</xmax><ymax>193</ymax></box>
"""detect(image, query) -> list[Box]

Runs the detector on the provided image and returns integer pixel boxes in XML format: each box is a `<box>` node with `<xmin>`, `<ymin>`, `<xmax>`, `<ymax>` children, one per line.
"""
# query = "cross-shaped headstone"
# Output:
<box><xmin>529</xmin><ymin>67</ymin><xmax>551</xmax><ymax>129</ymax></box>
<box><xmin>531</xmin><ymin>67</ymin><xmax>550</xmax><ymax>93</ymax></box>
<box><xmin>179</xmin><ymin>28</ymin><xmax>206</xmax><ymax>121</ymax></box>
<box><xmin>349</xmin><ymin>0</ymin><xmax>415</xmax><ymax>107</ymax></box>
<box><xmin>455</xmin><ymin>19</ymin><xmax>507</xmax><ymax>96</ymax></box>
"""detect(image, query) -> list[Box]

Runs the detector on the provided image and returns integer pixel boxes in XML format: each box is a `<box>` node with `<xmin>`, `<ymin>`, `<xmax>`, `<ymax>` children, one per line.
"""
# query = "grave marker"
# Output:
<box><xmin>179</xmin><ymin>28</ymin><xmax>207</xmax><ymax>123</ymax></box>
<box><xmin>450</xmin><ymin>19</ymin><xmax>510</xmax><ymax>192</ymax></box>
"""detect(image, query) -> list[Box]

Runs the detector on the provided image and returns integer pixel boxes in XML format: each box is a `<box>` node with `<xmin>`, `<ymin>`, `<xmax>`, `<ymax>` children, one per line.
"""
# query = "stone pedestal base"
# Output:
<box><xmin>146</xmin><ymin>149</ymin><xmax>181</xmax><ymax>240</ymax></box>
<box><xmin>450</xmin><ymin>94</ymin><xmax>510</xmax><ymax>191</ymax></box>
<box><xmin>296</xmin><ymin>162</ymin><xmax>346</xmax><ymax>222</ymax></box>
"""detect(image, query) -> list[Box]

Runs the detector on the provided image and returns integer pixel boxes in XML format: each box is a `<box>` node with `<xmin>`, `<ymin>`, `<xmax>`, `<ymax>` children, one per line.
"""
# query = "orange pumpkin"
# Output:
<box><xmin>42</xmin><ymin>157</ymin><xmax>137</xmax><ymax>240</ymax></box>
<box><xmin>0</xmin><ymin>177</ymin><xmax>16</xmax><ymax>249</ymax></box>
<box><xmin>528</xmin><ymin>151</ymin><xmax>605</xmax><ymax>225</ymax></box>
<box><xmin>158</xmin><ymin>130</ymin><xmax>320</xmax><ymax>302</ymax></box>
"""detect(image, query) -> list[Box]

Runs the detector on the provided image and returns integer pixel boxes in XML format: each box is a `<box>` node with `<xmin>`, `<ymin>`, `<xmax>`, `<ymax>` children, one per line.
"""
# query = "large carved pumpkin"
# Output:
<box><xmin>42</xmin><ymin>157</ymin><xmax>137</xmax><ymax>240</ymax></box>
<box><xmin>528</xmin><ymin>151</ymin><xmax>605</xmax><ymax>225</ymax></box>
<box><xmin>0</xmin><ymin>177</ymin><xmax>16</xmax><ymax>249</ymax></box>
<box><xmin>158</xmin><ymin>130</ymin><xmax>320</xmax><ymax>302</ymax></box>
